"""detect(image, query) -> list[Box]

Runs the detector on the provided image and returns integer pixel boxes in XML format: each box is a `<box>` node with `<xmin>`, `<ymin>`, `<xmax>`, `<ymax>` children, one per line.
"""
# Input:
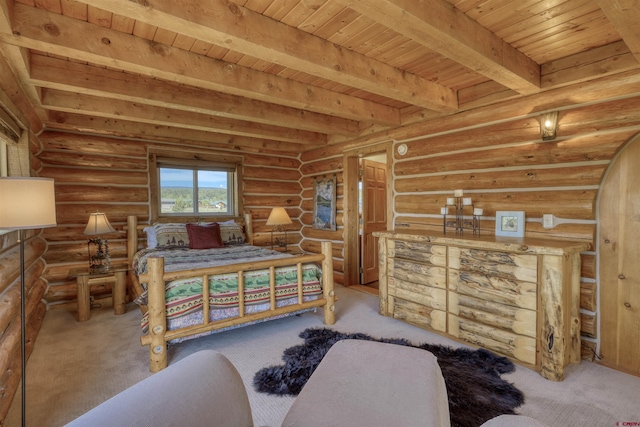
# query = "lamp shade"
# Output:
<box><xmin>266</xmin><ymin>207</ymin><xmax>292</xmax><ymax>226</ymax></box>
<box><xmin>0</xmin><ymin>177</ymin><xmax>57</xmax><ymax>229</ymax></box>
<box><xmin>83</xmin><ymin>212</ymin><xmax>116</xmax><ymax>235</ymax></box>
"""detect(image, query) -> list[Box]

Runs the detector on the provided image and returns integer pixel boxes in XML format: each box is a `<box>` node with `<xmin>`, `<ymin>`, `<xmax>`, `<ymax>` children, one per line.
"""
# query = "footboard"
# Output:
<box><xmin>139</xmin><ymin>241</ymin><xmax>335</xmax><ymax>372</ymax></box>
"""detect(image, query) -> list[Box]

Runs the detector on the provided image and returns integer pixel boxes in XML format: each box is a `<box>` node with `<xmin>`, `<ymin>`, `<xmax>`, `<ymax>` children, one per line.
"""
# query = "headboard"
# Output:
<box><xmin>126</xmin><ymin>213</ymin><xmax>254</xmax><ymax>267</ymax></box>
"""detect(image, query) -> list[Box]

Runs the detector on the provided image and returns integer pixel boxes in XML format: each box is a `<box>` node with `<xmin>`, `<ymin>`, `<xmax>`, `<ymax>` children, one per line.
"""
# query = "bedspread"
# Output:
<box><xmin>133</xmin><ymin>245</ymin><xmax>323</xmax><ymax>330</ymax></box>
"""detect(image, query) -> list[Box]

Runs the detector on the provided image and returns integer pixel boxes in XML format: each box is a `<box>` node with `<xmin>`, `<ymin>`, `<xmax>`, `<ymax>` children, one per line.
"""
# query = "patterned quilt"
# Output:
<box><xmin>133</xmin><ymin>244</ymin><xmax>323</xmax><ymax>330</ymax></box>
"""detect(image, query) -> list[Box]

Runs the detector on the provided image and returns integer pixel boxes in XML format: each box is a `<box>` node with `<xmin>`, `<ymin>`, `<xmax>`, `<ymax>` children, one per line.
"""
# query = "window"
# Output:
<box><xmin>150</xmin><ymin>151</ymin><xmax>242</xmax><ymax>219</ymax></box>
<box><xmin>159</xmin><ymin>166</ymin><xmax>234</xmax><ymax>215</ymax></box>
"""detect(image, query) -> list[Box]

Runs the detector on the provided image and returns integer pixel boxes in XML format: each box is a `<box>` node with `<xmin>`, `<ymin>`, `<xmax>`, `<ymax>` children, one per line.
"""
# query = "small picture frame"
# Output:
<box><xmin>495</xmin><ymin>211</ymin><xmax>525</xmax><ymax>237</ymax></box>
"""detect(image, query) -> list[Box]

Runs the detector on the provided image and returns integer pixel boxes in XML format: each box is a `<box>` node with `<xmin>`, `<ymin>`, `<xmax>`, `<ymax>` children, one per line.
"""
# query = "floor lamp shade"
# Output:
<box><xmin>0</xmin><ymin>177</ymin><xmax>57</xmax><ymax>229</ymax></box>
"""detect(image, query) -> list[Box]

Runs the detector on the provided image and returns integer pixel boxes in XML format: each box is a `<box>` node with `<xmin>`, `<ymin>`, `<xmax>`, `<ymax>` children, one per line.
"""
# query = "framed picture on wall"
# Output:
<box><xmin>312</xmin><ymin>175</ymin><xmax>337</xmax><ymax>231</ymax></box>
<box><xmin>495</xmin><ymin>211</ymin><xmax>526</xmax><ymax>237</ymax></box>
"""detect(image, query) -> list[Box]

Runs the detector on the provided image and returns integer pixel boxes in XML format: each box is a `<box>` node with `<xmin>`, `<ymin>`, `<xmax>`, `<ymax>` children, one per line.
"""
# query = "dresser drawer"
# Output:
<box><xmin>449</xmin><ymin>292</ymin><xmax>536</xmax><ymax>338</ymax></box>
<box><xmin>390</xmin><ymin>240</ymin><xmax>446</xmax><ymax>266</ymax></box>
<box><xmin>391</xmin><ymin>258</ymin><xmax>447</xmax><ymax>289</ymax></box>
<box><xmin>392</xmin><ymin>297</ymin><xmax>446</xmax><ymax>332</ymax></box>
<box><xmin>449</xmin><ymin>314</ymin><xmax>536</xmax><ymax>365</ymax></box>
<box><xmin>448</xmin><ymin>269</ymin><xmax>536</xmax><ymax>310</ymax></box>
<box><xmin>390</xmin><ymin>277</ymin><xmax>447</xmax><ymax>311</ymax></box>
<box><xmin>449</xmin><ymin>247</ymin><xmax>537</xmax><ymax>283</ymax></box>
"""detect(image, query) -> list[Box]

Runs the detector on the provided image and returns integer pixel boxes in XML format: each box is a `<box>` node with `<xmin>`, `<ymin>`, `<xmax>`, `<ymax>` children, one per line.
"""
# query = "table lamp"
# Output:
<box><xmin>83</xmin><ymin>212</ymin><xmax>116</xmax><ymax>273</ymax></box>
<box><xmin>266</xmin><ymin>207</ymin><xmax>292</xmax><ymax>251</ymax></box>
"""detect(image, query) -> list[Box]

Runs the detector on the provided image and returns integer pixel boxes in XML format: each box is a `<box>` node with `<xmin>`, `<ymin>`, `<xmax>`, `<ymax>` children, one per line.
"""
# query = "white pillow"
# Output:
<box><xmin>143</xmin><ymin>226</ymin><xmax>158</xmax><ymax>249</ymax></box>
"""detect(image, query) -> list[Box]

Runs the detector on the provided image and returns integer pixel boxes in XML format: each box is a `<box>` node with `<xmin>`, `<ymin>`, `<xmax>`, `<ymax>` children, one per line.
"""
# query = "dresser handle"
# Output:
<box><xmin>618</xmin><ymin>274</ymin><xmax>626</xmax><ymax>280</ymax></box>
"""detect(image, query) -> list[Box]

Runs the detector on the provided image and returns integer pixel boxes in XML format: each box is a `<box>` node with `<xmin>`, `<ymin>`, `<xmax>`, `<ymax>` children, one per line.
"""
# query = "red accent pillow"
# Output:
<box><xmin>186</xmin><ymin>223</ymin><xmax>224</xmax><ymax>249</ymax></box>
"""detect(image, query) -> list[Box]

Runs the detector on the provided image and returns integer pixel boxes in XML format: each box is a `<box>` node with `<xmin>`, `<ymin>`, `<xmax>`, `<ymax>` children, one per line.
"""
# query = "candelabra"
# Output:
<box><xmin>441</xmin><ymin>189</ymin><xmax>482</xmax><ymax>235</ymax></box>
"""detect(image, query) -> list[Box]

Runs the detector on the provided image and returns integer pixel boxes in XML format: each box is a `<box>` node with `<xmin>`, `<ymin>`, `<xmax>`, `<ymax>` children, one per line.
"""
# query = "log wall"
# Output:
<box><xmin>300</xmin><ymin>145</ymin><xmax>345</xmax><ymax>284</ymax></box>
<box><xmin>299</xmin><ymin>83</ymin><xmax>640</xmax><ymax>360</ymax></box>
<box><xmin>35</xmin><ymin>132</ymin><xmax>302</xmax><ymax>307</ymax></box>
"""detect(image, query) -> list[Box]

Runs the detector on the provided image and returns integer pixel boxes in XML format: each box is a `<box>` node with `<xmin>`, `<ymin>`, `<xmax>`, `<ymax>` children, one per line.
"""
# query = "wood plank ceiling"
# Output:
<box><xmin>0</xmin><ymin>0</ymin><xmax>639</xmax><ymax>153</ymax></box>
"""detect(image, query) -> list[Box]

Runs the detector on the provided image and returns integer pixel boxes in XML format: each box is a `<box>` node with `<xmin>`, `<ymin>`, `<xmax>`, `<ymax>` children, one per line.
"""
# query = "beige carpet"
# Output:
<box><xmin>6</xmin><ymin>285</ymin><xmax>640</xmax><ymax>426</ymax></box>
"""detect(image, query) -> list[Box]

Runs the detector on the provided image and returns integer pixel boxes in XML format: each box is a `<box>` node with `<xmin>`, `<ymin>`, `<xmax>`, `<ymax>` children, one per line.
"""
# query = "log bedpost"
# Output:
<box><xmin>243</xmin><ymin>212</ymin><xmax>254</xmax><ymax>245</ymax></box>
<box><xmin>321</xmin><ymin>241</ymin><xmax>336</xmax><ymax>325</ymax></box>
<box><xmin>127</xmin><ymin>215</ymin><xmax>138</xmax><ymax>267</ymax></box>
<box><xmin>147</xmin><ymin>257</ymin><xmax>168</xmax><ymax>373</ymax></box>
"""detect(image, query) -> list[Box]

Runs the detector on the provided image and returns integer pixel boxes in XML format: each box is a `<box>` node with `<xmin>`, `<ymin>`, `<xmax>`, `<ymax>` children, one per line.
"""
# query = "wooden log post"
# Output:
<box><xmin>569</xmin><ymin>252</ymin><xmax>583</xmax><ymax>364</ymax></box>
<box><xmin>321</xmin><ymin>241</ymin><xmax>335</xmax><ymax>325</ymax></box>
<box><xmin>538</xmin><ymin>254</ymin><xmax>568</xmax><ymax>381</ymax></box>
<box><xmin>146</xmin><ymin>257</ymin><xmax>167</xmax><ymax>373</ymax></box>
<box><xmin>377</xmin><ymin>235</ymin><xmax>389</xmax><ymax>316</ymax></box>
<box><xmin>126</xmin><ymin>215</ymin><xmax>138</xmax><ymax>267</ymax></box>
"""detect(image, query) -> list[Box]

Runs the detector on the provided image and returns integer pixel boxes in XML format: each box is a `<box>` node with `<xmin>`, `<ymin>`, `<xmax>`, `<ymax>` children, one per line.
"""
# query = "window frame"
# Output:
<box><xmin>149</xmin><ymin>149</ymin><xmax>243</xmax><ymax>221</ymax></box>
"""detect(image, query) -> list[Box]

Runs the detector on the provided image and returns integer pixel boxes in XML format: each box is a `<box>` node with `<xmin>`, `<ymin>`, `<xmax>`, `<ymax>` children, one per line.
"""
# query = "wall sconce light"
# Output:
<box><xmin>83</xmin><ymin>212</ymin><xmax>116</xmax><ymax>273</ymax></box>
<box><xmin>540</xmin><ymin>111</ymin><xmax>559</xmax><ymax>141</ymax></box>
<box><xmin>266</xmin><ymin>207</ymin><xmax>292</xmax><ymax>251</ymax></box>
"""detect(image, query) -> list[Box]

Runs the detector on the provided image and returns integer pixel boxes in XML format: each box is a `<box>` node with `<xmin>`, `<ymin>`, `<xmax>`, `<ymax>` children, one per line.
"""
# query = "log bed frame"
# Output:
<box><xmin>126</xmin><ymin>214</ymin><xmax>336</xmax><ymax>372</ymax></box>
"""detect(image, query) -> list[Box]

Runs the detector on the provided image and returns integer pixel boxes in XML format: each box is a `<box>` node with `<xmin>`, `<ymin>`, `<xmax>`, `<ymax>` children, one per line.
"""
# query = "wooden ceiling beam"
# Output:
<box><xmin>337</xmin><ymin>0</ymin><xmax>541</xmax><ymax>95</ymax></box>
<box><xmin>75</xmin><ymin>0</ymin><xmax>458</xmax><ymax>112</ymax></box>
<box><xmin>3</xmin><ymin>3</ymin><xmax>400</xmax><ymax>126</ymax></box>
<box><xmin>0</xmin><ymin>2</ymin><xmax>44</xmax><ymax>133</ymax></box>
<box><xmin>40</xmin><ymin>88</ymin><xmax>326</xmax><ymax>145</ymax></box>
<box><xmin>46</xmin><ymin>111</ymin><xmax>308</xmax><ymax>153</ymax></box>
<box><xmin>29</xmin><ymin>55</ymin><xmax>360</xmax><ymax>137</ymax></box>
<box><xmin>593</xmin><ymin>0</ymin><xmax>640</xmax><ymax>63</ymax></box>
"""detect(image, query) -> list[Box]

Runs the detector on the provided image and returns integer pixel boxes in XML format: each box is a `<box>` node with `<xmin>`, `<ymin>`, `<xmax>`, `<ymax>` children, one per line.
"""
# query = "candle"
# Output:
<box><xmin>441</xmin><ymin>207</ymin><xmax>448</xmax><ymax>215</ymax></box>
<box><xmin>454</xmin><ymin>189</ymin><xmax>463</xmax><ymax>197</ymax></box>
<box><xmin>473</xmin><ymin>208</ymin><xmax>483</xmax><ymax>216</ymax></box>
<box><xmin>446</xmin><ymin>198</ymin><xmax>455</xmax><ymax>205</ymax></box>
<box><xmin>463</xmin><ymin>197</ymin><xmax>472</xmax><ymax>206</ymax></box>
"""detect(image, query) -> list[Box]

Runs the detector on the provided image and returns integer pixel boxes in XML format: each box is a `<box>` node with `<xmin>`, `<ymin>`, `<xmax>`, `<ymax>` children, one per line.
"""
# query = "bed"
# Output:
<box><xmin>126</xmin><ymin>214</ymin><xmax>336</xmax><ymax>372</ymax></box>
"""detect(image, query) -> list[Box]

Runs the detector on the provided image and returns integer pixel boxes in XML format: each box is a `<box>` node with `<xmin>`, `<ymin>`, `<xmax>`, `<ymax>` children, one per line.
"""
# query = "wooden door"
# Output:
<box><xmin>599</xmin><ymin>136</ymin><xmax>640</xmax><ymax>375</ymax></box>
<box><xmin>361</xmin><ymin>159</ymin><xmax>386</xmax><ymax>284</ymax></box>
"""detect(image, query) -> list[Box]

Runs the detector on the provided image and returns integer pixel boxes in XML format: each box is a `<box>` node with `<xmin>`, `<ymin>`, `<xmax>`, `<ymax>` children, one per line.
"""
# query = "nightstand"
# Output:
<box><xmin>68</xmin><ymin>263</ymin><xmax>129</xmax><ymax>321</ymax></box>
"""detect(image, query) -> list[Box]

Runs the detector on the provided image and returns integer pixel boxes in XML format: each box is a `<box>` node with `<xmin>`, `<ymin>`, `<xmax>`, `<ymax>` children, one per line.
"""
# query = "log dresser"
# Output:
<box><xmin>373</xmin><ymin>230</ymin><xmax>590</xmax><ymax>381</ymax></box>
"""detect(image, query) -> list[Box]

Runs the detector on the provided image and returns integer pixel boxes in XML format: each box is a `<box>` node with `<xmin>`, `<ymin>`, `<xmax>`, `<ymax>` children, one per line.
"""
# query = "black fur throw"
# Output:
<box><xmin>253</xmin><ymin>328</ymin><xmax>524</xmax><ymax>427</ymax></box>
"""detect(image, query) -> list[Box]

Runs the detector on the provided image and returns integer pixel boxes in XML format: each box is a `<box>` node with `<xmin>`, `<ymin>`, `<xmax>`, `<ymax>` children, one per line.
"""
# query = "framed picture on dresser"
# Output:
<box><xmin>495</xmin><ymin>211</ymin><xmax>525</xmax><ymax>237</ymax></box>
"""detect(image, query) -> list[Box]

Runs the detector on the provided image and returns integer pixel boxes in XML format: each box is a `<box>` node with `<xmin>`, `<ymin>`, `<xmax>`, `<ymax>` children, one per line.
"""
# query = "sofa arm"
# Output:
<box><xmin>65</xmin><ymin>350</ymin><xmax>253</xmax><ymax>427</ymax></box>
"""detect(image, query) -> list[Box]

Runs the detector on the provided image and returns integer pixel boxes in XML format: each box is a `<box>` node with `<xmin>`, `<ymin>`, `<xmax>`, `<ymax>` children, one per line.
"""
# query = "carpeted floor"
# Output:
<box><xmin>6</xmin><ymin>285</ymin><xmax>640</xmax><ymax>426</ymax></box>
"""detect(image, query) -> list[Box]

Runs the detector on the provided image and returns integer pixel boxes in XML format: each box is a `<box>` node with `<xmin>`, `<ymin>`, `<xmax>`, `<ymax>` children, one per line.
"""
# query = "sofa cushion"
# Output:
<box><xmin>65</xmin><ymin>350</ymin><xmax>253</xmax><ymax>427</ymax></box>
<box><xmin>282</xmin><ymin>339</ymin><xmax>451</xmax><ymax>427</ymax></box>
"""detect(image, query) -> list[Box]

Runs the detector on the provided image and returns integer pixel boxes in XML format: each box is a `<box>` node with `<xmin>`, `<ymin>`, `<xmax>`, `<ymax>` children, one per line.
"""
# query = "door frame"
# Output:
<box><xmin>342</xmin><ymin>141</ymin><xmax>393</xmax><ymax>286</ymax></box>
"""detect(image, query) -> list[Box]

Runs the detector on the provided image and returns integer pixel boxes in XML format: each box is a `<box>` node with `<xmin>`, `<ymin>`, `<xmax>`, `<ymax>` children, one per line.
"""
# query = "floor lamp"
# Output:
<box><xmin>0</xmin><ymin>177</ymin><xmax>57</xmax><ymax>427</ymax></box>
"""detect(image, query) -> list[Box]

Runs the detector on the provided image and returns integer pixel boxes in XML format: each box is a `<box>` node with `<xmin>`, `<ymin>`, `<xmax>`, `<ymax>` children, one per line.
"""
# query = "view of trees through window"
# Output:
<box><xmin>159</xmin><ymin>167</ymin><xmax>232</xmax><ymax>215</ymax></box>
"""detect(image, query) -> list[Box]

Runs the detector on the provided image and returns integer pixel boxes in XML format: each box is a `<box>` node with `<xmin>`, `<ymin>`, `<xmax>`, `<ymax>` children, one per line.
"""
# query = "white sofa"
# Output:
<box><xmin>67</xmin><ymin>341</ymin><xmax>548</xmax><ymax>427</ymax></box>
<box><xmin>65</xmin><ymin>350</ymin><xmax>253</xmax><ymax>427</ymax></box>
